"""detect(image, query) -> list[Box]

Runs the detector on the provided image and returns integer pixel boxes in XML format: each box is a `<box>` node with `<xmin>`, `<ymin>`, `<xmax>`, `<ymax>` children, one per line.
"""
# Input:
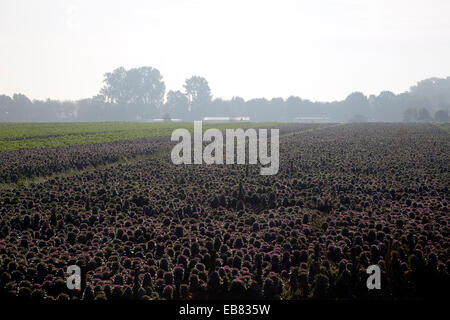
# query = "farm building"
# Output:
<box><xmin>203</xmin><ymin>116</ymin><xmax>250</xmax><ymax>122</ymax></box>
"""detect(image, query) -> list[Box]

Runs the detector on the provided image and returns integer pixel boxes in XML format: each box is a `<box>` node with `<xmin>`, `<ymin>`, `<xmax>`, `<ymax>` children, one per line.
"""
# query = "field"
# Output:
<box><xmin>0</xmin><ymin>122</ymin><xmax>326</xmax><ymax>184</ymax></box>
<box><xmin>0</xmin><ymin>122</ymin><xmax>449</xmax><ymax>300</ymax></box>
<box><xmin>0</xmin><ymin>122</ymin><xmax>283</xmax><ymax>151</ymax></box>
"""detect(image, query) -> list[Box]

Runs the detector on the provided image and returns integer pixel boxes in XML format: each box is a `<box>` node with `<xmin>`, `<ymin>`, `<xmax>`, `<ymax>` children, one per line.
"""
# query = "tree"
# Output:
<box><xmin>403</xmin><ymin>108</ymin><xmax>417</xmax><ymax>122</ymax></box>
<box><xmin>10</xmin><ymin>93</ymin><xmax>33</xmax><ymax>121</ymax></box>
<box><xmin>77</xmin><ymin>95</ymin><xmax>108</xmax><ymax>122</ymax></box>
<box><xmin>343</xmin><ymin>92</ymin><xmax>370</xmax><ymax>120</ymax></box>
<box><xmin>210</xmin><ymin>98</ymin><xmax>230</xmax><ymax>117</ymax></box>
<box><xmin>183</xmin><ymin>76</ymin><xmax>211</xmax><ymax>119</ymax></box>
<box><xmin>434</xmin><ymin>109</ymin><xmax>449</xmax><ymax>122</ymax></box>
<box><xmin>32</xmin><ymin>99</ymin><xmax>62</xmax><ymax>122</ymax></box>
<box><xmin>229</xmin><ymin>96</ymin><xmax>246</xmax><ymax>117</ymax></box>
<box><xmin>269</xmin><ymin>98</ymin><xmax>285</xmax><ymax>121</ymax></box>
<box><xmin>0</xmin><ymin>95</ymin><xmax>14</xmax><ymax>121</ymax></box>
<box><xmin>372</xmin><ymin>91</ymin><xmax>399</xmax><ymax>121</ymax></box>
<box><xmin>246</xmin><ymin>98</ymin><xmax>269</xmax><ymax>122</ymax></box>
<box><xmin>100</xmin><ymin>67</ymin><xmax>128</xmax><ymax>104</ymax></box>
<box><xmin>100</xmin><ymin>66</ymin><xmax>165</xmax><ymax>119</ymax></box>
<box><xmin>13</xmin><ymin>93</ymin><xmax>32</xmax><ymax>106</ymax></box>
<box><xmin>417</xmin><ymin>108</ymin><xmax>432</xmax><ymax>122</ymax></box>
<box><xmin>165</xmin><ymin>90</ymin><xmax>189</xmax><ymax>119</ymax></box>
<box><xmin>410</xmin><ymin>77</ymin><xmax>450</xmax><ymax>110</ymax></box>
<box><xmin>286</xmin><ymin>96</ymin><xmax>303</xmax><ymax>120</ymax></box>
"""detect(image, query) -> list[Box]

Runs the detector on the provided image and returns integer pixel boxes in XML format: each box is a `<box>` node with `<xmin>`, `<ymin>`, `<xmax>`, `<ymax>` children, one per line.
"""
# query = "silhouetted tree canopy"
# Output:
<box><xmin>183</xmin><ymin>76</ymin><xmax>211</xmax><ymax>119</ymax></box>
<box><xmin>343</xmin><ymin>92</ymin><xmax>370</xmax><ymax>119</ymax></box>
<box><xmin>1</xmin><ymin>72</ymin><xmax>449</xmax><ymax>122</ymax></box>
<box><xmin>417</xmin><ymin>107</ymin><xmax>433</xmax><ymax>122</ymax></box>
<box><xmin>98</xmin><ymin>66</ymin><xmax>165</xmax><ymax>120</ymax></box>
<box><xmin>403</xmin><ymin>108</ymin><xmax>418</xmax><ymax>122</ymax></box>
<box><xmin>165</xmin><ymin>90</ymin><xmax>189</xmax><ymax>119</ymax></box>
<box><xmin>434</xmin><ymin>109</ymin><xmax>449</xmax><ymax>122</ymax></box>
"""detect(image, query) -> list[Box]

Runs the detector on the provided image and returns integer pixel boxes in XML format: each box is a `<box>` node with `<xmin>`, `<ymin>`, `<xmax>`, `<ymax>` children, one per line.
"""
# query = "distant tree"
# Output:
<box><xmin>59</xmin><ymin>101</ymin><xmax>78</xmax><ymax>120</ymax></box>
<box><xmin>269</xmin><ymin>98</ymin><xmax>285</xmax><ymax>121</ymax></box>
<box><xmin>32</xmin><ymin>99</ymin><xmax>61</xmax><ymax>122</ymax></box>
<box><xmin>343</xmin><ymin>92</ymin><xmax>370</xmax><ymax>120</ymax></box>
<box><xmin>229</xmin><ymin>96</ymin><xmax>246</xmax><ymax>117</ymax></box>
<box><xmin>165</xmin><ymin>90</ymin><xmax>189</xmax><ymax>119</ymax></box>
<box><xmin>77</xmin><ymin>96</ymin><xmax>107</xmax><ymax>122</ymax></box>
<box><xmin>434</xmin><ymin>109</ymin><xmax>449</xmax><ymax>122</ymax></box>
<box><xmin>302</xmin><ymin>99</ymin><xmax>317</xmax><ymax>118</ymax></box>
<box><xmin>3</xmin><ymin>74</ymin><xmax>450</xmax><ymax>123</ymax></box>
<box><xmin>372</xmin><ymin>91</ymin><xmax>399</xmax><ymax>121</ymax></box>
<box><xmin>183</xmin><ymin>76</ymin><xmax>211</xmax><ymax>119</ymax></box>
<box><xmin>210</xmin><ymin>98</ymin><xmax>230</xmax><ymax>117</ymax></box>
<box><xmin>13</xmin><ymin>93</ymin><xmax>32</xmax><ymax>106</ymax></box>
<box><xmin>0</xmin><ymin>95</ymin><xmax>14</xmax><ymax>121</ymax></box>
<box><xmin>410</xmin><ymin>77</ymin><xmax>450</xmax><ymax>110</ymax></box>
<box><xmin>403</xmin><ymin>108</ymin><xmax>417</xmax><ymax>122</ymax></box>
<box><xmin>417</xmin><ymin>108</ymin><xmax>432</xmax><ymax>122</ymax></box>
<box><xmin>100</xmin><ymin>67</ymin><xmax>127</xmax><ymax>104</ymax></box>
<box><xmin>285</xmin><ymin>96</ymin><xmax>322</xmax><ymax>120</ymax></box>
<box><xmin>100</xmin><ymin>66</ymin><xmax>165</xmax><ymax>119</ymax></box>
<box><xmin>286</xmin><ymin>96</ymin><xmax>302</xmax><ymax>120</ymax></box>
<box><xmin>246</xmin><ymin>98</ymin><xmax>270</xmax><ymax>122</ymax></box>
<box><xmin>323</xmin><ymin>101</ymin><xmax>340</xmax><ymax>121</ymax></box>
<box><xmin>10</xmin><ymin>93</ymin><xmax>33</xmax><ymax>121</ymax></box>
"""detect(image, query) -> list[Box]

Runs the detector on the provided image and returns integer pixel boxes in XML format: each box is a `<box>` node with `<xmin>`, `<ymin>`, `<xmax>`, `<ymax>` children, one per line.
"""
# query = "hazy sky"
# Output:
<box><xmin>1</xmin><ymin>0</ymin><xmax>450</xmax><ymax>102</ymax></box>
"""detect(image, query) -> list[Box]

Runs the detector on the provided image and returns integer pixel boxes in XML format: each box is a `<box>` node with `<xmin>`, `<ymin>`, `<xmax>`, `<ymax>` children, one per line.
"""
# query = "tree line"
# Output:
<box><xmin>0</xmin><ymin>67</ymin><xmax>449</xmax><ymax>122</ymax></box>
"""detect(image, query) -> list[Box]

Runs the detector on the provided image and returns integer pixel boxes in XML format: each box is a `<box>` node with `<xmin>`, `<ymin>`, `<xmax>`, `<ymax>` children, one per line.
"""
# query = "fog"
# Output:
<box><xmin>1</xmin><ymin>0</ymin><xmax>450</xmax><ymax>122</ymax></box>
<box><xmin>1</xmin><ymin>72</ymin><xmax>449</xmax><ymax>122</ymax></box>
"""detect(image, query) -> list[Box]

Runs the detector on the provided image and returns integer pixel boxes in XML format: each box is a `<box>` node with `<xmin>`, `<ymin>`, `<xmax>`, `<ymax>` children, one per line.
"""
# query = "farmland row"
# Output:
<box><xmin>0</xmin><ymin>122</ymin><xmax>283</xmax><ymax>151</ymax></box>
<box><xmin>0</xmin><ymin>123</ymin><xmax>333</xmax><ymax>184</ymax></box>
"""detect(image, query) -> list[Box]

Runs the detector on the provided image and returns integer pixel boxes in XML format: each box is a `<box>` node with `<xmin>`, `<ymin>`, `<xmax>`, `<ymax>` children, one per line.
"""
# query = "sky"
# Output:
<box><xmin>1</xmin><ymin>0</ymin><xmax>450</xmax><ymax>102</ymax></box>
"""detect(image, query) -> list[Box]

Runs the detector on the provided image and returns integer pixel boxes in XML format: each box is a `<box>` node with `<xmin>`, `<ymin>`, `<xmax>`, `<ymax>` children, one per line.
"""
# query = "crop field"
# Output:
<box><xmin>0</xmin><ymin>122</ymin><xmax>285</xmax><ymax>151</ymax></box>
<box><xmin>0</xmin><ymin>122</ymin><xmax>449</xmax><ymax>301</ymax></box>
<box><xmin>0</xmin><ymin>122</ymin><xmax>329</xmax><ymax>184</ymax></box>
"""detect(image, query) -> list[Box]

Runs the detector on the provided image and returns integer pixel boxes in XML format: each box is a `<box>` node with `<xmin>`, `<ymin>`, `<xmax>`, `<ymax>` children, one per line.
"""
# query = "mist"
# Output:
<box><xmin>1</xmin><ymin>0</ymin><xmax>450</xmax><ymax>122</ymax></box>
<box><xmin>0</xmin><ymin>71</ymin><xmax>449</xmax><ymax>122</ymax></box>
